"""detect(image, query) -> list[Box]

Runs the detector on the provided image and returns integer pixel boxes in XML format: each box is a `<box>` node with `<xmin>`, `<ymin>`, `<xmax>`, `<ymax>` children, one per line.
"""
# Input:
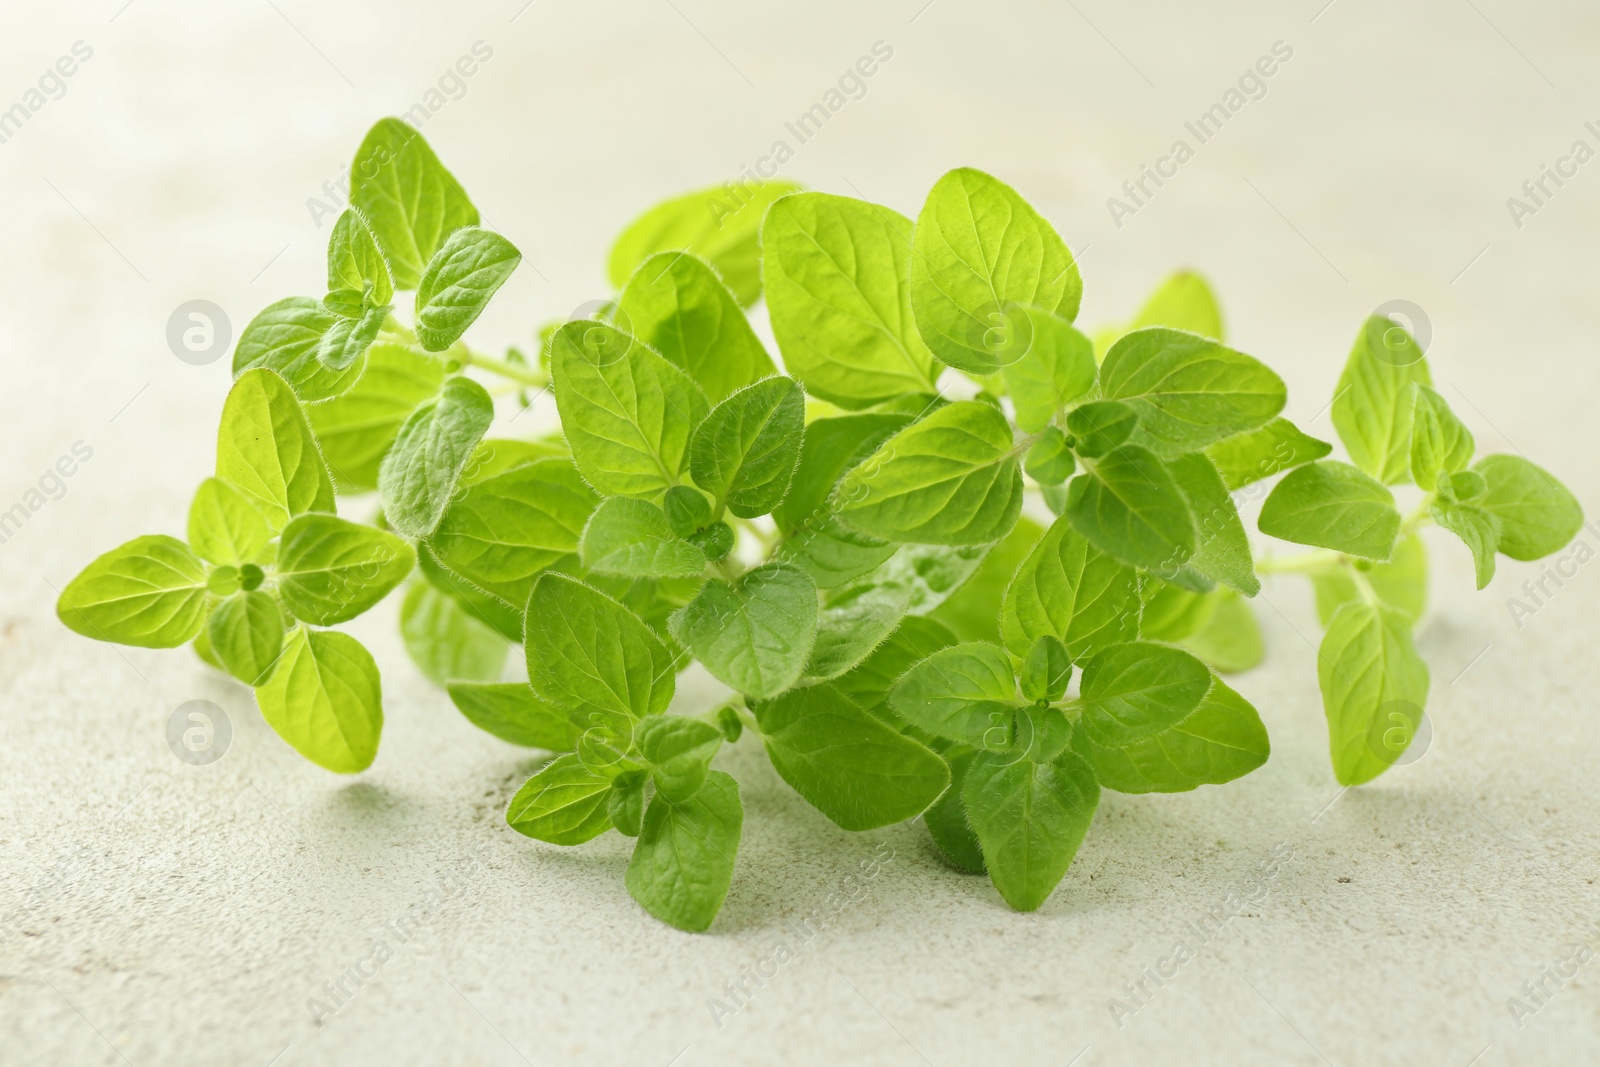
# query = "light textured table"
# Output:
<box><xmin>3</xmin><ymin>2</ymin><xmax>1598</xmax><ymax>1064</ymax></box>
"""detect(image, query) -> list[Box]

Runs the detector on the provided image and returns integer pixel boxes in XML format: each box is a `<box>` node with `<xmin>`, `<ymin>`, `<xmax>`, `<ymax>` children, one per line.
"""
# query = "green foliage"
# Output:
<box><xmin>208</xmin><ymin>589</ymin><xmax>284</xmax><ymax>686</ymax></box>
<box><xmin>349</xmin><ymin>117</ymin><xmax>479</xmax><ymax>290</ymax></box>
<box><xmin>1000</xmin><ymin>306</ymin><xmax>1097</xmax><ymax>432</ymax></box>
<box><xmin>1472</xmin><ymin>454</ymin><xmax>1582</xmax><ymax>560</ymax></box>
<box><xmin>216</xmin><ymin>369</ymin><xmax>335</xmax><ymax>533</ymax></box>
<box><xmin>963</xmin><ymin>752</ymin><xmax>1099</xmax><ymax>912</ymax></box>
<box><xmin>837</xmin><ymin>400</ymin><xmax>1024</xmax><ymax>546</ymax></box>
<box><xmin>61</xmin><ymin>121</ymin><xmax>1585</xmax><ymax>930</ymax></box>
<box><xmin>687</xmin><ymin>376</ymin><xmax>804</xmax><ymax>518</ymax></box>
<box><xmin>753</xmin><ymin>684</ymin><xmax>948</xmax><ymax>830</ymax></box>
<box><xmin>1258</xmin><ymin>460</ymin><xmax>1399</xmax><ymax>561</ymax></box>
<box><xmin>763</xmin><ymin>192</ymin><xmax>938</xmax><ymax>406</ymax></box>
<box><xmin>625</xmin><ymin>770</ymin><xmax>743</xmax><ymax>931</ymax></box>
<box><xmin>1204</xmin><ymin>417</ymin><xmax>1331</xmax><ymax>490</ymax></box>
<box><xmin>1331</xmin><ymin>315</ymin><xmax>1431</xmax><ymax>485</ymax></box>
<box><xmin>1317</xmin><ymin>602</ymin><xmax>1429</xmax><ymax>785</ymax></box>
<box><xmin>1098</xmin><ymin>328</ymin><xmax>1285</xmax><ymax>457</ymax></box>
<box><xmin>1001</xmin><ymin>517</ymin><xmax>1139</xmax><ymax>662</ymax></box>
<box><xmin>607</xmin><ymin>181</ymin><xmax>799</xmax><ymax>306</ymax></box>
<box><xmin>579</xmin><ymin>497</ymin><xmax>707</xmax><ymax>579</ymax></box>
<box><xmin>910</xmin><ymin>168</ymin><xmax>1081</xmax><ymax>373</ymax></box>
<box><xmin>1066</xmin><ymin>444</ymin><xmax>1195</xmax><ymax>570</ymax></box>
<box><xmin>58</xmin><ymin>535</ymin><xmax>210</xmax><ymax>649</ymax></box>
<box><xmin>256</xmin><ymin>627</ymin><xmax>384</xmax><ymax>773</ymax></box>
<box><xmin>413</xmin><ymin>227</ymin><xmax>521</xmax><ymax>351</ymax></box>
<box><xmin>447</xmin><ymin>681</ymin><xmax>577</xmax><ymax>749</ymax></box>
<box><xmin>427</xmin><ymin>455</ymin><xmax>597</xmax><ymax>603</ymax></box>
<box><xmin>617</xmin><ymin>251</ymin><xmax>776</xmax><ymax>403</ymax></box>
<box><xmin>550</xmin><ymin>320</ymin><xmax>709</xmax><ymax>499</ymax></box>
<box><xmin>399</xmin><ymin>582</ymin><xmax>507</xmax><ymax>686</ymax></box>
<box><xmin>669</xmin><ymin>562</ymin><xmax>818</xmax><ymax>699</ymax></box>
<box><xmin>276</xmin><ymin>513</ymin><xmax>414</xmax><ymax>625</ymax></box>
<box><xmin>379</xmin><ymin>375</ymin><xmax>495</xmax><ymax>538</ymax></box>
<box><xmin>232</xmin><ymin>297</ymin><xmax>362</xmax><ymax>402</ymax></box>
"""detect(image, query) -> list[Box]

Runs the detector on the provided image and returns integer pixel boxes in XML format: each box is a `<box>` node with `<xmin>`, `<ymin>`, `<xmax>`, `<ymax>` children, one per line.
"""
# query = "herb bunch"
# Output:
<box><xmin>59</xmin><ymin>119</ymin><xmax>1582</xmax><ymax>930</ymax></box>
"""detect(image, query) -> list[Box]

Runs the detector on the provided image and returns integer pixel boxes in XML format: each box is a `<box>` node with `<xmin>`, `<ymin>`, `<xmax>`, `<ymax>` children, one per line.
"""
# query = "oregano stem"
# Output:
<box><xmin>458</xmin><ymin>348</ymin><xmax>548</xmax><ymax>388</ymax></box>
<box><xmin>1254</xmin><ymin>549</ymin><xmax>1342</xmax><ymax>575</ymax></box>
<box><xmin>1399</xmin><ymin>495</ymin><xmax>1435</xmax><ymax>537</ymax></box>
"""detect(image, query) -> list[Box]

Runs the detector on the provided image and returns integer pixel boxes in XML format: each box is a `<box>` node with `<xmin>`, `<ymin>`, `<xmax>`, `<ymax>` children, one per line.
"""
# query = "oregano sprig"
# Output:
<box><xmin>58</xmin><ymin>118</ymin><xmax>1583</xmax><ymax>932</ymax></box>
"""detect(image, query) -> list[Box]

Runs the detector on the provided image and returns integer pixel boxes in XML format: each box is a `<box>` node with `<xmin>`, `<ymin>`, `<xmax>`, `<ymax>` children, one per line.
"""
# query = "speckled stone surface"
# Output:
<box><xmin>3</xmin><ymin>2</ymin><xmax>1598</xmax><ymax>1064</ymax></box>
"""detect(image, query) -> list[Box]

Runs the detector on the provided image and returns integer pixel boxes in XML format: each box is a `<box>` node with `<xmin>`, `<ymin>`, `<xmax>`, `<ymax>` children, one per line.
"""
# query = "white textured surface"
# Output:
<box><xmin>3</xmin><ymin>2</ymin><xmax>1599</xmax><ymax>1065</ymax></box>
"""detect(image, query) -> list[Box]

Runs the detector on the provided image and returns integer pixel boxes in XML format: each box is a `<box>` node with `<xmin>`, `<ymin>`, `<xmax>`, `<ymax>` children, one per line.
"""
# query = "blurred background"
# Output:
<box><xmin>3</xmin><ymin>2</ymin><xmax>1598</xmax><ymax>1065</ymax></box>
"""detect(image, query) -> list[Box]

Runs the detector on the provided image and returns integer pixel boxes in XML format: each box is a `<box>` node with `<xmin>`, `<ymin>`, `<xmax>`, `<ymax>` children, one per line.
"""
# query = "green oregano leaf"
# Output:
<box><xmin>447</xmin><ymin>680</ymin><xmax>579</xmax><ymax>749</ymax></box>
<box><xmin>616</xmin><ymin>251</ymin><xmax>776</xmax><ymax>403</ymax></box>
<box><xmin>607</xmin><ymin>771</ymin><xmax>648</xmax><ymax>837</ymax></box>
<box><xmin>417</xmin><ymin>542</ymin><xmax>524</xmax><ymax>643</ymax></box>
<box><xmin>276</xmin><ymin>513</ymin><xmax>415</xmax><ymax>625</ymax></box>
<box><xmin>1432</xmin><ymin>502</ymin><xmax>1500</xmax><ymax>589</ymax></box>
<box><xmin>1023</xmin><ymin>427</ymin><xmax>1076</xmax><ymax>486</ymax></box>
<box><xmin>625</xmin><ymin>770</ymin><xmax>743</xmax><ymax>932</ymax></box>
<box><xmin>1075</xmin><ymin>676</ymin><xmax>1269</xmax><ymax>793</ymax></box>
<box><xmin>1317</xmin><ymin>601</ymin><xmax>1429</xmax><ymax>786</ymax></box>
<box><xmin>378</xmin><ymin>375</ymin><xmax>495</xmax><ymax>539</ymax></box>
<box><xmin>580</xmin><ymin>497</ymin><xmax>708</xmax><ymax>579</ymax></box>
<box><xmin>524</xmin><ymin>572</ymin><xmax>677</xmax><ymax>727</ymax></box>
<box><xmin>687</xmin><ymin>376</ymin><xmax>805</xmax><ymax>518</ymax></box>
<box><xmin>998</xmin><ymin>305</ymin><xmax>1097</xmax><ymax>433</ymax></box>
<box><xmin>1098</xmin><ymin>328</ymin><xmax>1285</xmax><ymax>457</ymax></box>
<box><xmin>349</xmin><ymin>117</ymin><xmax>479</xmax><ymax>290</ymax></box>
<box><xmin>1165</xmin><ymin>452</ymin><xmax>1259</xmax><ymax>596</ymax></box>
<box><xmin>317</xmin><ymin>305</ymin><xmax>388</xmax><ymax>372</ymax></box>
<box><xmin>327</xmin><ymin>207</ymin><xmax>394</xmax><ymax>307</ymax></box>
<box><xmin>762</xmin><ymin>191</ymin><xmax>938</xmax><ymax>407</ymax></box>
<box><xmin>1129</xmin><ymin>270</ymin><xmax>1224</xmax><ymax>339</ymax></box>
<box><xmin>400</xmin><ymin>582</ymin><xmax>508</xmax><ymax>687</ymax></box>
<box><xmin>1258</xmin><ymin>460</ymin><xmax>1400</xmax><ymax>561</ymax></box>
<box><xmin>1203</xmin><ymin>417</ymin><xmax>1332</xmax><ymax>491</ymax></box>
<box><xmin>1000</xmin><ymin>516</ymin><xmax>1140</xmax><ymax>663</ymax></box>
<box><xmin>1065</xmin><ymin>444</ymin><xmax>1195</xmax><ymax>571</ymax></box>
<box><xmin>1076</xmin><ymin>642</ymin><xmax>1212</xmax><ymax>747</ymax></box>
<box><xmin>550</xmin><ymin>320</ymin><xmax>710</xmax><ymax>500</ymax></box>
<box><xmin>1021</xmin><ymin>635</ymin><xmax>1071</xmax><ymax>703</ymax></box>
<box><xmin>753</xmin><ymin>682</ymin><xmax>949</xmax><ymax>831</ymax></box>
<box><xmin>506</xmin><ymin>753</ymin><xmax>614</xmax><ymax>844</ymax></box>
<box><xmin>255</xmin><ymin>627</ymin><xmax>383</xmax><ymax>774</ymax></box>
<box><xmin>1472</xmin><ymin>454</ymin><xmax>1583</xmax><ymax>560</ymax></box>
<box><xmin>910</xmin><ymin>168</ymin><xmax>1081</xmax><ymax>374</ymax></box>
<box><xmin>216</xmin><ymin>369</ymin><xmax>336</xmax><ymax>534</ymax></box>
<box><xmin>1331</xmin><ymin>315</ymin><xmax>1431</xmax><ymax>485</ymax></box>
<box><xmin>837</xmin><ymin>401</ymin><xmax>1024</xmax><ymax>546</ymax></box>
<box><xmin>232</xmin><ymin>297</ymin><xmax>362</xmax><ymax>403</ymax></box>
<box><xmin>669</xmin><ymin>562</ymin><xmax>818</xmax><ymax>699</ymax></box>
<box><xmin>963</xmin><ymin>750</ymin><xmax>1099</xmax><ymax>912</ymax></box>
<box><xmin>57</xmin><ymin>535</ymin><xmax>210</xmax><ymax>649</ymax></box>
<box><xmin>413</xmin><ymin>226</ymin><xmax>522</xmax><ymax>352</ymax></box>
<box><xmin>187</xmin><ymin>477</ymin><xmax>271</xmax><ymax>567</ymax></box>
<box><xmin>923</xmin><ymin>749</ymin><xmax>986</xmax><ymax>873</ymax></box>
<box><xmin>889</xmin><ymin>641</ymin><xmax>1019</xmax><ymax>748</ymax></box>
<box><xmin>664</xmin><ymin>485</ymin><xmax>715</xmax><ymax>538</ymax></box>
<box><xmin>636</xmin><ymin>715</ymin><xmax>723</xmax><ymax>803</ymax></box>
<box><xmin>207</xmin><ymin>590</ymin><xmax>284</xmax><ymax>686</ymax></box>
<box><xmin>1408</xmin><ymin>384</ymin><xmax>1474</xmax><ymax>492</ymax></box>
<box><xmin>607</xmin><ymin>181</ymin><xmax>800</xmax><ymax>306</ymax></box>
<box><xmin>1064</xmin><ymin>400</ymin><xmax>1138</xmax><ymax>459</ymax></box>
<box><xmin>427</xmin><ymin>456</ymin><xmax>598</xmax><ymax>604</ymax></box>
